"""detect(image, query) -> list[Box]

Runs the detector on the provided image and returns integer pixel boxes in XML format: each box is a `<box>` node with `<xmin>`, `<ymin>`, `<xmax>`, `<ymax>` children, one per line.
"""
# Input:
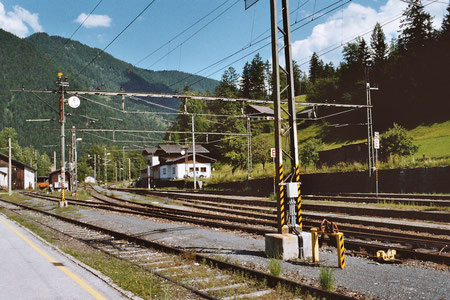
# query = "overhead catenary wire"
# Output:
<box><xmin>134</xmin><ymin>0</ymin><xmax>233</xmax><ymax>67</ymax></box>
<box><xmin>296</xmin><ymin>0</ymin><xmax>440</xmax><ymax>67</ymax></box>
<box><xmin>185</xmin><ymin>0</ymin><xmax>352</xmax><ymax>87</ymax></box>
<box><xmin>76</xmin><ymin>0</ymin><xmax>158</xmax><ymax>77</ymax></box>
<box><xmin>169</xmin><ymin>0</ymin><xmax>351</xmax><ymax>89</ymax></box>
<box><xmin>147</xmin><ymin>0</ymin><xmax>240</xmax><ymax>69</ymax></box>
<box><xmin>59</xmin><ymin>0</ymin><xmax>104</xmax><ymax>51</ymax></box>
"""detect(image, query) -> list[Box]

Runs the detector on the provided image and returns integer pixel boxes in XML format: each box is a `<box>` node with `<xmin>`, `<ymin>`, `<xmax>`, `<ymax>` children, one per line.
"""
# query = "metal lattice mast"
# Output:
<box><xmin>270</xmin><ymin>0</ymin><xmax>301</xmax><ymax>234</ymax></box>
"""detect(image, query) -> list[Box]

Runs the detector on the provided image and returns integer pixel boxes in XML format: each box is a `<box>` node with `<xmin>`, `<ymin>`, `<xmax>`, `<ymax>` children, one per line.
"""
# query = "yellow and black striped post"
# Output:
<box><xmin>295</xmin><ymin>164</ymin><xmax>302</xmax><ymax>229</ymax></box>
<box><xmin>336</xmin><ymin>232</ymin><xmax>345</xmax><ymax>269</ymax></box>
<box><xmin>278</xmin><ymin>164</ymin><xmax>288</xmax><ymax>233</ymax></box>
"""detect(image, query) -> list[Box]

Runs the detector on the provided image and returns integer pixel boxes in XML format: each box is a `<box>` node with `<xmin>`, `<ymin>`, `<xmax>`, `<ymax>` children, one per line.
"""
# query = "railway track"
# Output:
<box><xmin>0</xmin><ymin>197</ymin><xmax>353</xmax><ymax>300</ymax></box>
<box><xmin>18</xmin><ymin>190</ymin><xmax>450</xmax><ymax>264</ymax></box>
<box><xmin>114</xmin><ymin>188</ymin><xmax>450</xmax><ymax>222</ymax></box>
<box><xmin>101</xmin><ymin>187</ymin><xmax>450</xmax><ymax>265</ymax></box>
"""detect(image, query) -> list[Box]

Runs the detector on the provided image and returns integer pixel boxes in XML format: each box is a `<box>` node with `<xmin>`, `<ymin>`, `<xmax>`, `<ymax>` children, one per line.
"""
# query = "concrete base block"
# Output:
<box><xmin>265</xmin><ymin>233</ymin><xmax>298</xmax><ymax>260</ymax></box>
<box><xmin>298</xmin><ymin>232</ymin><xmax>312</xmax><ymax>259</ymax></box>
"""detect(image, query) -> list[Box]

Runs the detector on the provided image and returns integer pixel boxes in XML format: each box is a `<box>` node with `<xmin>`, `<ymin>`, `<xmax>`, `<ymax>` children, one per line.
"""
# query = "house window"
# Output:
<box><xmin>162</xmin><ymin>168</ymin><xmax>166</xmax><ymax>175</ymax></box>
<box><xmin>201</xmin><ymin>167</ymin><xmax>206</xmax><ymax>172</ymax></box>
<box><xmin>189</xmin><ymin>167</ymin><xmax>194</xmax><ymax>172</ymax></box>
<box><xmin>172</xmin><ymin>167</ymin><xmax>175</xmax><ymax>174</ymax></box>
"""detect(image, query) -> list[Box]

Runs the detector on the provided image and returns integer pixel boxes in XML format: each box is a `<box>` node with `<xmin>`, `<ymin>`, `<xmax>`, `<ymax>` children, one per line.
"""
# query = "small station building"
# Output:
<box><xmin>49</xmin><ymin>169</ymin><xmax>71</xmax><ymax>190</ymax></box>
<box><xmin>0</xmin><ymin>152</ymin><xmax>36</xmax><ymax>190</ymax></box>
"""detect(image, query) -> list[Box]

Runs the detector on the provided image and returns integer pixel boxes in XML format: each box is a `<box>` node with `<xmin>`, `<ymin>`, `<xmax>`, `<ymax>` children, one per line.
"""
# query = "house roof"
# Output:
<box><xmin>0</xmin><ymin>152</ymin><xmax>36</xmax><ymax>171</ymax></box>
<box><xmin>142</xmin><ymin>147</ymin><xmax>158</xmax><ymax>156</ymax></box>
<box><xmin>163</xmin><ymin>153</ymin><xmax>216</xmax><ymax>165</ymax></box>
<box><xmin>246</xmin><ymin>104</ymin><xmax>274</xmax><ymax>116</ymax></box>
<box><xmin>155</xmin><ymin>144</ymin><xmax>209</xmax><ymax>155</ymax></box>
<box><xmin>49</xmin><ymin>169</ymin><xmax>71</xmax><ymax>176</ymax></box>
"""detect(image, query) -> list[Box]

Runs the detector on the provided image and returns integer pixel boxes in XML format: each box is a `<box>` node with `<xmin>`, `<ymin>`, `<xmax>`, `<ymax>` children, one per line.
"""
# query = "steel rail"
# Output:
<box><xmin>21</xmin><ymin>191</ymin><xmax>450</xmax><ymax>264</ymax></box>
<box><xmin>0</xmin><ymin>197</ymin><xmax>354</xmax><ymax>300</ymax></box>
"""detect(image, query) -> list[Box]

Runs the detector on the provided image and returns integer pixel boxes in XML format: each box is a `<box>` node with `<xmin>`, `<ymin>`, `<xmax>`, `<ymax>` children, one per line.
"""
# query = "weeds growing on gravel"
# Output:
<box><xmin>269</xmin><ymin>258</ymin><xmax>282</xmax><ymax>277</ymax></box>
<box><xmin>319</xmin><ymin>267</ymin><xmax>335</xmax><ymax>291</ymax></box>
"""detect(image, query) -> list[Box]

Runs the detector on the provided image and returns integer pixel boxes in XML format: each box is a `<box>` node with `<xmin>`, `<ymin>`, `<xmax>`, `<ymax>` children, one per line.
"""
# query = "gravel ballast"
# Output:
<box><xmin>76</xmin><ymin>205</ymin><xmax>450</xmax><ymax>300</ymax></box>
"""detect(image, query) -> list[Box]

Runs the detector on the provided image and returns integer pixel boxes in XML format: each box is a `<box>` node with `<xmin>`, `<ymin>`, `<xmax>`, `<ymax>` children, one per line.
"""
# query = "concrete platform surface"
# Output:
<box><xmin>0</xmin><ymin>214</ymin><xmax>129</xmax><ymax>300</ymax></box>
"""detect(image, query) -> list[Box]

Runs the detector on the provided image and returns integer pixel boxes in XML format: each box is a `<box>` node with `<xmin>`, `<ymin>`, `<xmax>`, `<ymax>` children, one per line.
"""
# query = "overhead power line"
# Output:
<box><xmin>147</xmin><ymin>0</ymin><xmax>240</xmax><ymax>69</ymax></box>
<box><xmin>134</xmin><ymin>0</ymin><xmax>233</xmax><ymax>67</ymax></box>
<box><xmin>296</xmin><ymin>0</ymin><xmax>441</xmax><ymax>67</ymax></box>
<box><xmin>77</xmin><ymin>0</ymin><xmax>158</xmax><ymax>77</ymax></box>
<box><xmin>61</xmin><ymin>0</ymin><xmax>104</xmax><ymax>50</ymax></box>
<box><xmin>168</xmin><ymin>0</ymin><xmax>351</xmax><ymax>88</ymax></box>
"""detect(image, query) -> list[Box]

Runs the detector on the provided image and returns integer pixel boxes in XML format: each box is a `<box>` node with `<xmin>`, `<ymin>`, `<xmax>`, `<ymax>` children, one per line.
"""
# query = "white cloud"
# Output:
<box><xmin>292</xmin><ymin>0</ymin><xmax>448</xmax><ymax>67</ymax></box>
<box><xmin>0</xmin><ymin>2</ymin><xmax>42</xmax><ymax>37</ymax></box>
<box><xmin>75</xmin><ymin>13</ymin><xmax>111</xmax><ymax>28</ymax></box>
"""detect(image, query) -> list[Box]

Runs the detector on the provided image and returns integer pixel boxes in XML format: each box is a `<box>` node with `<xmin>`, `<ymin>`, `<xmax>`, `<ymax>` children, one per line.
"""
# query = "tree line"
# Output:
<box><xmin>305</xmin><ymin>1</ymin><xmax>450</xmax><ymax>138</ymax></box>
<box><xmin>166</xmin><ymin>1</ymin><xmax>449</xmax><ymax>171</ymax></box>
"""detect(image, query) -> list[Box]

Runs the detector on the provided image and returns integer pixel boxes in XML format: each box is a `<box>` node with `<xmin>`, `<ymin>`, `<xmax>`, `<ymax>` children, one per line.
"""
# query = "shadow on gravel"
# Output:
<box><xmin>130</xmin><ymin>226</ymin><xmax>194</xmax><ymax>238</ymax></box>
<box><xmin>181</xmin><ymin>246</ymin><xmax>265</xmax><ymax>258</ymax></box>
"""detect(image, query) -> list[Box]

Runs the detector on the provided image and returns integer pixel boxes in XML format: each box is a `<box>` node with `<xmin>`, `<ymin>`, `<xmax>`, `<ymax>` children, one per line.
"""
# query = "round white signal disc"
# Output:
<box><xmin>68</xmin><ymin>96</ymin><xmax>80</xmax><ymax>108</ymax></box>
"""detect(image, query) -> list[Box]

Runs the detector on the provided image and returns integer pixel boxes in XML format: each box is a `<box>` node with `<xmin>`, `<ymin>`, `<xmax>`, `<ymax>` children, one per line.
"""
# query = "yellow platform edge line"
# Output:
<box><xmin>0</xmin><ymin>217</ymin><xmax>107</xmax><ymax>300</ymax></box>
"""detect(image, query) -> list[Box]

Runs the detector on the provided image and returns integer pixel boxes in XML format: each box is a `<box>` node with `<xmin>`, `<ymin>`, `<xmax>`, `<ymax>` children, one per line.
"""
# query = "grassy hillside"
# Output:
<box><xmin>208</xmin><ymin>120</ymin><xmax>450</xmax><ymax>183</ymax></box>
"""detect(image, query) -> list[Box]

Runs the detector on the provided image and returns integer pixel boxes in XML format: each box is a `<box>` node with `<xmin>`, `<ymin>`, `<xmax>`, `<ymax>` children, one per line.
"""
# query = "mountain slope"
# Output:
<box><xmin>0</xmin><ymin>29</ymin><xmax>218</xmax><ymax>153</ymax></box>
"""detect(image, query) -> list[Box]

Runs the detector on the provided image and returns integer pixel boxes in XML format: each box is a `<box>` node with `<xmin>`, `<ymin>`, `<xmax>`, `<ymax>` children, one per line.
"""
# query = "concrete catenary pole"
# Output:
<box><xmin>34</xmin><ymin>150</ymin><xmax>37</xmax><ymax>189</ymax></box>
<box><xmin>57</xmin><ymin>73</ymin><xmax>68</xmax><ymax>207</ymax></box>
<box><xmin>128</xmin><ymin>158</ymin><xmax>131</xmax><ymax>181</ymax></box>
<box><xmin>191</xmin><ymin>114</ymin><xmax>197</xmax><ymax>190</ymax></box>
<box><xmin>8</xmin><ymin>138</ymin><xmax>12</xmax><ymax>195</ymax></box>
<box><xmin>104</xmin><ymin>148</ymin><xmax>107</xmax><ymax>184</ymax></box>
<box><xmin>94</xmin><ymin>154</ymin><xmax>97</xmax><ymax>181</ymax></box>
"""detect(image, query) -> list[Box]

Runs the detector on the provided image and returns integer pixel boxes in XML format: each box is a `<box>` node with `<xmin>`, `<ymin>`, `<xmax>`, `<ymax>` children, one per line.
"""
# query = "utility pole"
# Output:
<box><xmin>57</xmin><ymin>73</ymin><xmax>68</xmax><ymax>207</ymax></box>
<box><xmin>71</xmin><ymin>126</ymin><xmax>76</xmax><ymax>193</ymax></box>
<box><xmin>122</xmin><ymin>146</ymin><xmax>126</xmax><ymax>184</ymax></box>
<box><xmin>365</xmin><ymin>63</ymin><xmax>378</xmax><ymax>180</ymax></box>
<box><xmin>34</xmin><ymin>150</ymin><xmax>37</xmax><ymax>189</ymax></box>
<box><xmin>94</xmin><ymin>154</ymin><xmax>97</xmax><ymax>181</ymax></box>
<box><xmin>247</xmin><ymin>117</ymin><xmax>252</xmax><ymax>180</ymax></box>
<box><xmin>104</xmin><ymin>148</ymin><xmax>107</xmax><ymax>185</ymax></box>
<box><xmin>53</xmin><ymin>151</ymin><xmax>56</xmax><ymax>171</ymax></box>
<box><xmin>270</xmin><ymin>0</ymin><xmax>301</xmax><ymax>234</ymax></box>
<box><xmin>8</xmin><ymin>138</ymin><xmax>12</xmax><ymax>195</ymax></box>
<box><xmin>128</xmin><ymin>158</ymin><xmax>131</xmax><ymax>181</ymax></box>
<box><xmin>191</xmin><ymin>114</ymin><xmax>197</xmax><ymax>190</ymax></box>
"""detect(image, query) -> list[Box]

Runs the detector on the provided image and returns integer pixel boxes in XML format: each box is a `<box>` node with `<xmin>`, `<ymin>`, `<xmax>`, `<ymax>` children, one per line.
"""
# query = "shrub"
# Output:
<box><xmin>381</xmin><ymin>123</ymin><xmax>418</xmax><ymax>158</ymax></box>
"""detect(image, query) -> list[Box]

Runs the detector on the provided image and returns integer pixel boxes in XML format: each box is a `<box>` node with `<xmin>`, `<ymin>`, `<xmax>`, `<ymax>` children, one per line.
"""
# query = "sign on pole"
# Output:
<box><xmin>270</xmin><ymin>148</ymin><xmax>276</xmax><ymax>158</ymax></box>
<box><xmin>374</xmin><ymin>131</ymin><xmax>380</xmax><ymax>149</ymax></box>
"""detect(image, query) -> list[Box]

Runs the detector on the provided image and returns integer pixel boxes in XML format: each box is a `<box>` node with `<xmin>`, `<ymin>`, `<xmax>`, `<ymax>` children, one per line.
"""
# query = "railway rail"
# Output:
<box><xmin>20</xmin><ymin>188</ymin><xmax>450</xmax><ymax>265</ymax></box>
<box><xmin>0</xmin><ymin>197</ymin><xmax>353</xmax><ymax>300</ymax></box>
<box><xmin>104</xmin><ymin>188</ymin><xmax>450</xmax><ymax>265</ymax></box>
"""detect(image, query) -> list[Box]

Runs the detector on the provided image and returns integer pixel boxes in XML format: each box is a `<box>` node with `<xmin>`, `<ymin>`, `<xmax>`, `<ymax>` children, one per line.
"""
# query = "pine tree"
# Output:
<box><xmin>439</xmin><ymin>3</ymin><xmax>450</xmax><ymax>41</ymax></box>
<box><xmin>370</xmin><ymin>23</ymin><xmax>388</xmax><ymax>66</ymax></box>
<box><xmin>215</xmin><ymin>67</ymin><xmax>239</xmax><ymax>98</ymax></box>
<box><xmin>398</xmin><ymin>0</ymin><xmax>434</xmax><ymax>53</ymax></box>
<box><xmin>308</xmin><ymin>52</ymin><xmax>324</xmax><ymax>84</ymax></box>
<box><xmin>357</xmin><ymin>37</ymin><xmax>370</xmax><ymax>67</ymax></box>
<box><xmin>249</xmin><ymin>54</ymin><xmax>267</xmax><ymax>99</ymax></box>
<box><xmin>240</xmin><ymin>62</ymin><xmax>251</xmax><ymax>98</ymax></box>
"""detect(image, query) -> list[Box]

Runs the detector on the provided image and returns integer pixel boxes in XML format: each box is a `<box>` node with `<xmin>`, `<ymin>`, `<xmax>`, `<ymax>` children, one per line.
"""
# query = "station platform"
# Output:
<box><xmin>0</xmin><ymin>214</ymin><xmax>129</xmax><ymax>300</ymax></box>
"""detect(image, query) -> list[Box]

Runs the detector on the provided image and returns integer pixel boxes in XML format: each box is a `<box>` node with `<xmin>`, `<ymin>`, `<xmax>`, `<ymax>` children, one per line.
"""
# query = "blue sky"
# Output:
<box><xmin>0</xmin><ymin>0</ymin><xmax>448</xmax><ymax>81</ymax></box>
